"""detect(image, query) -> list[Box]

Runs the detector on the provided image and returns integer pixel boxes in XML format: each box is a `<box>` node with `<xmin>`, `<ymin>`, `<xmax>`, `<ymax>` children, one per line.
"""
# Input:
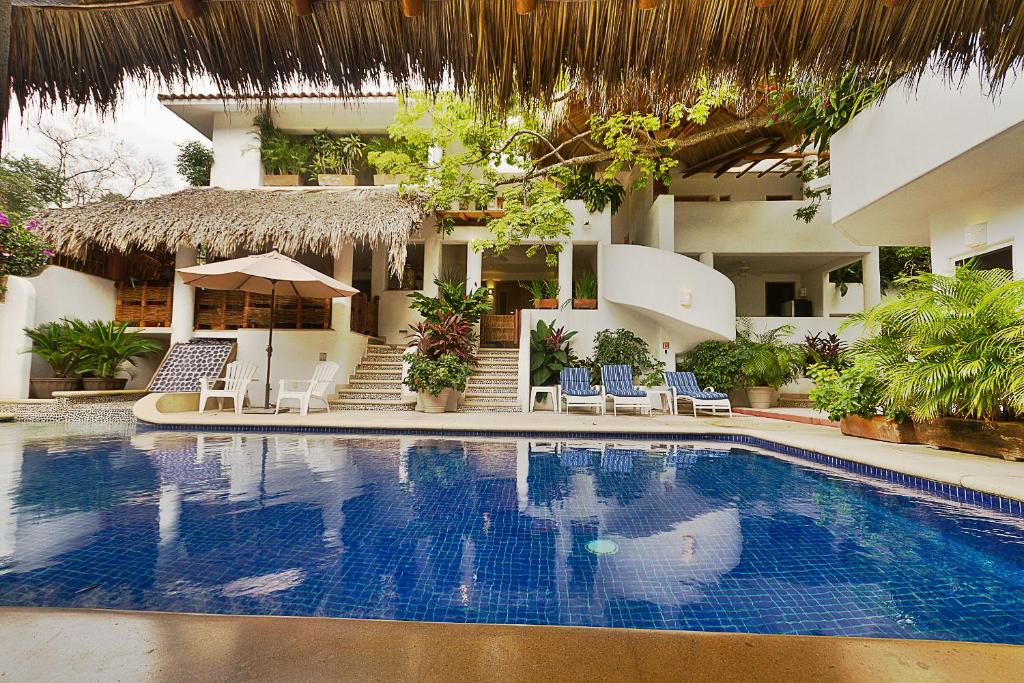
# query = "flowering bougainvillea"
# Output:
<box><xmin>0</xmin><ymin>210</ymin><xmax>52</xmax><ymax>293</ymax></box>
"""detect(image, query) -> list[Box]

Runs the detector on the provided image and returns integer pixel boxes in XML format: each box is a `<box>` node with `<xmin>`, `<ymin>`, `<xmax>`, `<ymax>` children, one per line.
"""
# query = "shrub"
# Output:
<box><xmin>677</xmin><ymin>339</ymin><xmax>749</xmax><ymax>394</ymax></box>
<box><xmin>738</xmin><ymin>322</ymin><xmax>804</xmax><ymax>389</ymax></box>
<box><xmin>403</xmin><ymin>353</ymin><xmax>472</xmax><ymax>396</ymax></box>
<box><xmin>530</xmin><ymin>319</ymin><xmax>578</xmax><ymax>386</ymax></box>
<box><xmin>254</xmin><ymin>114</ymin><xmax>310</xmax><ymax>175</ymax></box>
<box><xmin>175</xmin><ymin>141</ymin><xmax>214</xmax><ymax>187</ymax></box>
<box><xmin>847</xmin><ymin>266</ymin><xmax>1024</xmax><ymax>421</ymax></box>
<box><xmin>588</xmin><ymin>328</ymin><xmax>664</xmax><ymax>386</ymax></box>
<box><xmin>803</xmin><ymin>332</ymin><xmax>848</xmax><ymax>371</ymax></box>
<box><xmin>407</xmin><ymin>312</ymin><xmax>477</xmax><ymax>363</ymax></box>
<box><xmin>408</xmin><ymin>274</ymin><xmax>491</xmax><ymax>324</ymax></box>
<box><xmin>66</xmin><ymin>319</ymin><xmax>163</xmax><ymax>378</ymax></box>
<box><xmin>1</xmin><ymin>211</ymin><xmax>52</xmax><ymax>292</ymax></box>
<box><xmin>806</xmin><ymin>360</ymin><xmax>905</xmax><ymax>423</ymax></box>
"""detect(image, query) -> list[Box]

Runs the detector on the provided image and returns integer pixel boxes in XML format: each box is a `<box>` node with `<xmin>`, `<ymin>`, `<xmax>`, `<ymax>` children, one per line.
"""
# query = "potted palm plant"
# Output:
<box><xmin>255</xmin><ymin>114</ymin><xmax>309</xmax><ymax>186</ymax></box>
<box><xmin>573</xmin><ymin>270</ymin><xmax>598</xmax><ymax>309</ymax></box>
<box><xmin>739</xmin><ymin>322</ymin><xmax>804</xmax><ymax>409</ymax></box>
<box><xmin>312</xmin><ymin>131</ymin><xmax>365</xmax><ymax>186</ymax></box>
<box><xmin>68</xmin><ymin>319</ymin><xmax>163</xmax><ymax>391</ymax></box>
<box><xmin>23</xmin><ymin>320</ymin><xmax>81</xmax><ymax>398</ymax></box>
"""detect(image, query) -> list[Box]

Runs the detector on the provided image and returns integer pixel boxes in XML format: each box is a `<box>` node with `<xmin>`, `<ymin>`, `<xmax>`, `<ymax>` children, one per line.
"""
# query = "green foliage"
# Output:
<box><xmin>846</xmin><ymin>267</ymin><xmax>1024</xmax><ymax>421</ymax></box>
<box><xmin>310</xmin><ymin>131</ymin><xmax>366</xmax><ymax>176</ymax></box>
<box><xmin>403</xmin><ymin>353</ymin><xmax>472</xmax><ymax>395</ymax></box>
<box><xmin>588</xmin><ymin>328</ymin><xmax>665</xmax><ymax>386</ymax></box>
<box><xmin>529</xmin><ymin>319</ymin><xmax>578</xmax><ymax>386</ymax></box>
<box><xmin>573</xmin><ymin>270</ymin><xmax>597</xmax><ymax>300</ymax></box>
<box><xmin>520</xmin><ymin>279</ymin><xmax>559</xmax><ymax>303</ymax></box>
<box><xmin>677</xmin><ymin>340</ymin><xmax>750</xmax><ymax>394</ymax></box>
<box><xmin>365</xmin><ymin>136</ymin><xmax>426</xmax><ymax>175</ymax></box>
<box><xmin>408</xmin><ymin>274</ymin><xmax>491</xmax><ymax>324</ymax></box>
<box><xmin>23</xmin><ymin>320</ymin><xmax>79</xmax><ymax>377</ymax></box>
<box><xmin>803</xmin><ymin>332</ymin><xmax>849</xmax><ymax>371</ymax></box>
<box><xmin>830</xmin><ymin>247</ymin><xmax>933</xmax><ymax>295</ymax></box>
<box><xmin>554</xmin><ymin>165</ymin><xmax>625</xmax><ymax>214</ymax></box>
<box><xmin>806</xmin><ymin>360</ymin><xmax>902</xmax><ymax>423</ymax></box>
<box><xmin>772</xmin><ymin>71</ymin><xmax>886</xmax><ymax>152</ymax></box>
<box><xmin>254</xmin><ymin>114</ymin><xmax>310</xmax><ymax>175</ymax></box>
<box><xmin>737</xmin><ymin>321</ymin><xmax>804</xmax><ymax>389</ymax></box>
<box><xmin>407</xmin><ymin>312</ymin><xmax>477</xmax><ymax>363</ymax></box>
<box><xmin>175</xmin><ymin>141</ymin><xmax>214</xmax><ymax>187</ymax></box>
<box><xmin>475</xmin><ymin>180</ymin><xmax>573</xmax><ymax>266</ymax></box>
<box><xmin>0</xmin><ymin>155</ymin><xmax>67</xmax><ymax>220</ymax></box>
<box><xmin>65</xmin><ymin>319</ymin><xmax>163</xmax><ymax>378</ymax></box>
<box><xmin>1</xmin><ymin>211</ymin><xmax>52</xmax><ymax>291</ymax></box>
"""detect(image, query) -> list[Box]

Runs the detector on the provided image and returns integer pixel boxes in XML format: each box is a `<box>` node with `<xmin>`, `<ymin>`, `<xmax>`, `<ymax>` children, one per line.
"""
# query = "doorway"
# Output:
<box><xmin>765</xmin><ymin>281</ymin><xmax>796</xmax><ymax>316</ymax></box>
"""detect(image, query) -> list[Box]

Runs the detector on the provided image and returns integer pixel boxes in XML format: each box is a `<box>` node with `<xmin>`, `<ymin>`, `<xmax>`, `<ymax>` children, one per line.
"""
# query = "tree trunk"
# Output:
<box><xmin>0</xmin><ymin>0</ymin><xmax>10</xmax><ymax>154</ymax></box>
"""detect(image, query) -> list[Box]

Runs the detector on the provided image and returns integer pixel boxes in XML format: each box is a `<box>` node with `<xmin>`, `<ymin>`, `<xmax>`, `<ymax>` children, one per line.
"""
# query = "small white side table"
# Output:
<box><xmin>645</xmin><ymin>387</ymin><xmax>676</xmax><ymax>415</ymax></box>
<box><xmin>530</xmin><ymin>386</ymin><xmax>561</xmax><ymax>413</ymax></box>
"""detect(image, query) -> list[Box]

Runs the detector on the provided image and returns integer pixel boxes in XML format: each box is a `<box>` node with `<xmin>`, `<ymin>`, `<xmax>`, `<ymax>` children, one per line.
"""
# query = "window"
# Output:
<box><xmin>764</xmin><ymin>282</ymin><xmax>796</xmax><ymax>316</ymax></box>
<box><xmin>765</xmin><ymin>194</ymin><xmax>794</xmax><ymax>201</ymax></box>
<box><xmin>955</xmin><ymin>245</ymin><xmax>1013</xmax><ymax>271</ymax></box>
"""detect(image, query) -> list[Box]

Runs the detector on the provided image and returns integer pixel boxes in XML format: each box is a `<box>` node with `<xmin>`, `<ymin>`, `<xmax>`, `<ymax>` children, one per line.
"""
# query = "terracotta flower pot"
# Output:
<box><xmin>745</xmin><ymin>386</ymin><xmax>776</xmax><ymax>409</ymax></box>
<box><xmin>263</xmin><ymin>174</ymin><xmax>302</xmax><ymax>186</ymax></box>
<box><xmin>840</xmin><ymin>414</ymin><xmax>918</xmax><ymax>444</ymax></box>
<box><xmin>914</xmin><ymin>417</ymin><xmax>1024</xmax><ymax>461</ymax></box>
<box><xmin>29</xmin><ymin>377</ymin><xmax>80</xmax><ymax>399</ymax></box>
<box><xmin>419</xmin><ymin>388</ymin><xmax>453</xmax><ymax>414</ymax></box>
<box><xmin>535</xmin><ymin>299</ymin><xmax>559</xmax><ymax>309</ymax></box>
<box><xmin>317</xmin><ymin>173</ymin><xmax>357</xmax><ymax>187</ymax></box>
<box><xmin>573</xmin><ymin>299</ymin><xmax>598</xmax><ymax>309</ymax></box>
<box><xmin>81</xmin><ymin>377</ymin><xmax>129</xmax><ymax>391</ymax></box>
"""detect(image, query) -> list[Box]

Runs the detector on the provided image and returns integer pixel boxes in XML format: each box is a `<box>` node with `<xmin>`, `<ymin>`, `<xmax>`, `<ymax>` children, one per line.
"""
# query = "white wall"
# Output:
<box><xmin>927</xmin><ymin>183</ymin><xmax>1023</xmax><ymax>275</ymax></box>
<box><xmin>210</xmin><ymin>111</ymin><xmax>262</xmax><ymax>189</ymax></box>
<box><xmin>378</xmin><ymin>289</ymin><xmax>423</xmax><ymax>345</ymax></box>
<box><xmin>31</xmin><ymin>266</ymin><xmax>116</xmax><ymax>326</ymax></box>
<box><xmin>669</xmin><ymin>172</ymin><xmax>804</xmax><ymax>201</ymax></box>
<box><xmin>0</xmin><ymin>277</ymin><xmax>36</xmax><ymax>399</ymax></box>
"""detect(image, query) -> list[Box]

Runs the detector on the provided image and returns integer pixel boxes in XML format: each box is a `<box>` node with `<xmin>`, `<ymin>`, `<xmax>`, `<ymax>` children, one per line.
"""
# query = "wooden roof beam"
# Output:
<box><xmin>682</xmin><ymin>137</ymin><xmax>770</xmax><ymax>178</ymax></box>
<box><xmin>734</xmin><ymin>160</ymin><xmax>759</xmax><ymax>179</ymax></box>
<box><xmin>756</xmin><ymin>158</ymin><xmax>789</xmax><ymax>177</ymax></box>
<box><xmin>172</xmin><ymin>0</ymin><xmax>201</xmax><ymax>20</ymax></box>
<box><xmin>780</xmin><ymin>161</ymin><xmax>804</xmax><ymax>178</ymax></box>
<box><xmin>291</xmin><ymin>0</ymin><xmax>313</xmax><ymax>17</ymax></box>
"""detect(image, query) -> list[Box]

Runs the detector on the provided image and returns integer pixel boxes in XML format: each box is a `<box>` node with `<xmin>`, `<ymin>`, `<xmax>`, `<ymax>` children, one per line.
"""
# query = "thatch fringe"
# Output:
<box><xmin>33</xmin><ymin>187</ymin><xmax>426</xmax><ymax>275</ymax></box>
<box><xmin>11</xmin><ymin>0</ymin><xmax>1024</xmax><ymax>114</ymax></box>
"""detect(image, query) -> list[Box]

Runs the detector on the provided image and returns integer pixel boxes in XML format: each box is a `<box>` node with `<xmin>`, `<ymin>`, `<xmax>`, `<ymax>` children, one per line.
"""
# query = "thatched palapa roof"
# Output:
<box><xmin>10</xmin><ymin>0</ymin><xmax>1024</xmax><ymax>114</ymax></box>
<box><xmin>34</xmin><ymin>187</ymin><xmax>427</xmax><ymax>275</ymax></box>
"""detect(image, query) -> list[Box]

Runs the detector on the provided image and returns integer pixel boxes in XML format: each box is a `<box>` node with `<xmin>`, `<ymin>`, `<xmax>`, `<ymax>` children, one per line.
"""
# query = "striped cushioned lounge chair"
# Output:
<box><xmin>600</xmin><ymin>364</ymin><xmax>652</xmax><ymax>416</ymax></box>
<box><xmin>665</xmin><ymin>371</ymin><xmax>733</xmax><ymax>417</ymax></box>
<box><xmin>559</xmin><ymin>367</ymin><xmax>605</xmax><ymax>414</ymax></box>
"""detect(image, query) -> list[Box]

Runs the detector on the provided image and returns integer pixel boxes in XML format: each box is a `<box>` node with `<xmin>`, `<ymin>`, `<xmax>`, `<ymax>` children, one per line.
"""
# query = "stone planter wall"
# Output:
<box><xmin>915</xmin><ymin>418</ymin><xmax>1024</xmax><ymax>461</ymax></box>
<box><xmin>839</xmin><ymin>414</ymin><xmax>918</xmax><ymax>444</ymax></box>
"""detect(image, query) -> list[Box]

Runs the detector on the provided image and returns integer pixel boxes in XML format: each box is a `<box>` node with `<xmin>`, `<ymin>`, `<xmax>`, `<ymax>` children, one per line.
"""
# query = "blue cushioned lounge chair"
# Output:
<box><xmin>664</xmin><ymin>371</ymin><xmax>732</xmax><ymax>417</ymax></box>
<box><xmin>600</xmin><ymin>364</ymin><xmax>651</xmax><ymax>416</ymax></box>
<box><xmin>558</xmin><ymin>367</ymin><xmax>605</xmax><ymax>414</ymax></box>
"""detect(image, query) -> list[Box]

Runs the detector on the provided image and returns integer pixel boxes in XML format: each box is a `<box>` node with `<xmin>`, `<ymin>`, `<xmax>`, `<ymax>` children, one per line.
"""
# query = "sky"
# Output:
<box><xmin>4</xmin><ymin>83</ymin><xmax>209</xmax><ymax>196</ymax></box>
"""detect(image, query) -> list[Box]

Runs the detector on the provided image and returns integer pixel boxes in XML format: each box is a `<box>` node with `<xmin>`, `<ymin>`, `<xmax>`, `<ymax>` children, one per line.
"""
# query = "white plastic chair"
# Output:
<box><xmin>198</xmin><ymin>360</ymin><xmax>257</xmax><ymax>415</ymax></box>
<box><xmin>275</xmin><ymin>361</ymin><xmax>340</xmax><ymax>416</ymax></box>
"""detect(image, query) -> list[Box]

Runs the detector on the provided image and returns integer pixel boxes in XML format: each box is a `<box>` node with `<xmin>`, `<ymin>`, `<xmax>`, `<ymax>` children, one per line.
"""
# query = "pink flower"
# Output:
<box><xmin>43</xmin><ymin>249</ymin><xmax>55</xmax><ymax>257</ymax></box>
<box><xmin>0</xmin><ymin>213</ymin><xmax>9</xmax><ymax>228</ymax></box>
<box><xmin>25</xmin><ymin>219</ymin><xmax>39</xmax><ymax>231</ymax></box>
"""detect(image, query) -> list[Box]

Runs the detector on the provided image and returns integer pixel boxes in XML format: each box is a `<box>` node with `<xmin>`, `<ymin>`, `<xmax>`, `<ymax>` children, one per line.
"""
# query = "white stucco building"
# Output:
<box><xmin>0</xmin><ymin>93</ymin><xmax>882</xmax><ymax>408</ymax></box>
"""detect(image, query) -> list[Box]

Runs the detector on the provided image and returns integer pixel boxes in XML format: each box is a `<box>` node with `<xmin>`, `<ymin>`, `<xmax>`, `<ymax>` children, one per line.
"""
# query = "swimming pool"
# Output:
<box><xmin>1</xmin><ymin>425</ymin><xmax>1023</xmax><ymax>643</ymax></box>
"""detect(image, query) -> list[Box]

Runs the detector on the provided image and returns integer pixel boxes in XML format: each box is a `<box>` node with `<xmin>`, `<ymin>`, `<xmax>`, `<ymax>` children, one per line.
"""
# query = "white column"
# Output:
<box><xmin>370</xmin><ymin>248</ymin><xmax>388</xmax><ymax>298</ymax></box>
<box><xmin>557</xmin><ymin>245</ymin><xmax>573</xmax><ymax>308</ymax></box>
<box><xmin>698</xmin><ymin>252</ymin><xmax>714</xmax><ymax>269</ymax></box>
<box><xmin>466</xmin><ymin>244</ymin><xmax>483</xmax><ymax>290</ymax></box>
<box><xmin>332</xmin><ymin>245</ymin><xmax>355</xmax><ymax>333</ymax></box>
<box><xmin>861</xmin><ymin>247</ymin><xmax>882</xmax><ymax>308</ymax></box>
<box><xmin>170</xmin><ymin>247</ymin><xmax>197</xmax><ymax>344</ymax></box>
<box><xmin>423</xmin><ymin>233</ymin><xmax>441</xmax><ymax>296</ymax></box>
<box><xmin>0</xmin><ymin>276</ymin><xmax>35</xmax><ymax>399</ymax></box>
<box><xmin>210</xmin><ymin>112</ymin><xmax>262</xmax><ymax>189</ymax></box>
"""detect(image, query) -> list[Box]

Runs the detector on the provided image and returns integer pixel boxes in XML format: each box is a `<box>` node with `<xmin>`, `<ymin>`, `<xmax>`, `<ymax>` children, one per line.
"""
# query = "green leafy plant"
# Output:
<box><xmin>66</xmin><ymin>319</ymin><xmax>162</xmax><ymax>378</ymax></box>
<box><xmin>588</xmin><ymin>328</ymin><xmax>665</xmax><ymax>386</ymax></box>
<box><xmin>738</xmin><ymin>322</ymin><xmax>804</xmax><ymax>389</ymax></box>
<box><xmin>408</xmin><ymin>274</ymin><xmax>491</xmax><ymax>324</ymax></box>
<box><xmin>830</xmin><ymin>246</ymin><xmax>932</xmax><ymax>295</ymax></box>
<box><xmin>254</xmin><ymin>114</ymin><xmax>310</xmax><ymax>176</ymax></box>
<box><xmin>1</xmin><ymin>211</ymin><xmax>52</xmax><ymax>293</ymax></box>
<box><xmin>803</xmin><ymin>332</ymin><xmax>848</xmax><ymax>371</ymax></box>
<box><xmin>555</xmin><ymin>165</ymin><xmax>626</xmax><ymax>214</ymax></box>
<box><xmin>1</xmin><ymin>155</ymin><xmax>68</xmax><ymax>219</ymax></box>
<box><xmin>529</xmin><ymin>319</ymin><xmax>578</xmax><ymax>386</ymax></box>
<box><xmin>403</xmin><ymin>353</ymin><xmax>472</xmax><ymax>396</ymax></box>
<box><xmin>23</xmin><ymin>320</ymin><xmax>80</xmax><ymax>377</ymax></box>
<box><xmin>407</xmin><ymin>312</ymin><xmax>477</xmax><ymax>363</ymax></box>
<box><xmin>846</xmin><ymin>266</ymin><xmax>1024</xmax><ymax>422</ymax></box>
<box><xmin>573</xmin><ymin>270</ymin><xmax>597</xmax><ymax>300</ymax></box>
<box><xmin>311</xmin><ymin>131</ymin><xmax>366</xmax><ymax>176</ymax></box>
<box><xmin>806</xmin><ymin>359</ymin><xmax>905</xmax><ymax>423</ymax></box>
<box><xmin>677</xmin><ymin>339</ymin><xmax>750</xmax><ymax>394</ymax></box>
<box><xmin>175</xmin><ymin>141</ymin><xmax>214</xmax><ymax>187</ymax></box>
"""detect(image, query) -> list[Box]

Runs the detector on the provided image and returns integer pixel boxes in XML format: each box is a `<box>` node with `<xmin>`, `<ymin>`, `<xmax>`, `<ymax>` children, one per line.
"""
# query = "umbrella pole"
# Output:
<box><xmin>264</xmin><ymin>280</ymin><xmax>276</xmax><ymax>408</ymax></box>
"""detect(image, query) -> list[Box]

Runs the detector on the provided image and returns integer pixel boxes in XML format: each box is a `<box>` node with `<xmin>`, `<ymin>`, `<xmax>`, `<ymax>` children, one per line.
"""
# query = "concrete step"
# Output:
<box><xmin>465</xmin><ymin>385</ymin><xmax>518</xmax><ymax>395</ymax></box>
<box><xmin>460</xmin><ymin>404</ymin><xmax>522</xmax><ymax>413</ymax></box>
<box><xmin>336</xmin><ymin>389</ymin><xmax>403</xmax><ymax>400</ymax></box>
<box><xmin>329</xmin><ymin>398</ymin><xmax>415</xmax><ymax>410</ymax></box>
<box><xmin>360</xmin><ymin>361</ymin><xmax>403</xmax><ymax>368</ymax></box>
<box><xmin>464</xmin><ymin>393</ymin><xmax>519</xmax><ymax>404</ymax></box>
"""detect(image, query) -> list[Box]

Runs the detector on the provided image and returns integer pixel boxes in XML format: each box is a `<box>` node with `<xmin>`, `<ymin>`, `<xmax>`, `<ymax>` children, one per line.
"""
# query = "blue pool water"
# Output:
<box><xmin>2</xmin><ymin>426</ymin><xmax>1024</xmax><ymax>643</ymax></box>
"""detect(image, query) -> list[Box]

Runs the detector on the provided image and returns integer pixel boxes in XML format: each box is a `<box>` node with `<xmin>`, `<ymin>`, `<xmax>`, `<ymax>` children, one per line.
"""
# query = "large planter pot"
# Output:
<box><xmin>263</xmin><ymin>174</ymin><xmax>302</xmax><ymax>186</ymax></box>
<box><xmin>317</xmin><ymin>173</ymin><xmax>357</xmax><ymax>187</ymax></box>
<box><xmin>534</xmin><ymin>299</ymin><xmax>558</xmax><ymax>310</ymax></box>
<box><xmin>915</xmin><ymin>417</ymin><xmax>1024</xmax><ymax>461</ymax></box>
<box><xmin>419</xmin><ymin>388</ymin><xmax>453</xmax><ymax>414</ymax></box>
<box><xmin>81</xmin><ymin>377</ymin><xmax>129</xmax><ymax>391</ymax></box>
<box><xmin>573</xmin><ymin>299</ymin><xmax>597</xmax><ymax>310</ymax></box>
<box><xmin>30</xmin><ymin>377</ymin><xmax>80</xmax><ymax>399</ymax></box>
<box><xmin>446</xmin><ymin>390</ymin><xmax>464</xmax><ymax>412</ymax></box>
<box><xmin>745</xmin><ymin>386</ymin><xmax>777</xmax><ymax>409</ymax></box>
<box><xmin>840</xmin><ymin>414</ymin><xmax>918</xmax><ymax>444</ymax></box>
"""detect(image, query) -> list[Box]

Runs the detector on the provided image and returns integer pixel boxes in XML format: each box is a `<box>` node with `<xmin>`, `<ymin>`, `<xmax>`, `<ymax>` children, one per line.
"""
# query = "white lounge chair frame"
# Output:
<box><xmin>199</xmin><ymin>360</ymin><xmax>257</xmax><ymax>414</ymax></box>
<box><xmin>601</xmin><ymin>365</ymin><xmax>652</xmax><ymax>416</ymax></box>
<box><xmin>275</xmin><ymin>361</ymin><xmax>340</xmax><ymax>416</ymax></box>
<box><xmin>665</xmin><ymin>372</ymin><xmax>733</xmax><ymax>417</ymax></box>
<box><xmin>558</xmin><ymin>368</ymin><xmax>606</xmax><ymax>415</ymax></box>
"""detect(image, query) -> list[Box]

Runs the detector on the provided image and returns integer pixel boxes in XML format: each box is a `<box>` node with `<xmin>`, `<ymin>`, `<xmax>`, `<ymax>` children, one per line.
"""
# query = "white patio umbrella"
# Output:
<box><xmin>178</xmin><ymin>250</ymin><xmax>358</xmax><ymax>410</ymax></box>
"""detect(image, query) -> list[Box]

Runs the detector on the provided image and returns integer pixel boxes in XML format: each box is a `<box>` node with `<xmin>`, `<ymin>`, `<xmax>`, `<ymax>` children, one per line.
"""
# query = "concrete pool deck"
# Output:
<box><xmin>132</xmin><ymin>399</ymin><xmax>1024</xmax><ymax>502</ymax></box>
<box><xmin>1</xmin><ymin>607</ymin><xmax>1022</xmax><ymax>682</ymax></box>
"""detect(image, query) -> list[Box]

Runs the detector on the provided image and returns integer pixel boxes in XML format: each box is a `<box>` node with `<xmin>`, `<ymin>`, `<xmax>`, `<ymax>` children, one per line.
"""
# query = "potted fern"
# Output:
<box><xmin>23</xmin><ymin>321</ymin><xmax>81</xmax><ymax>398</ymax></box>
<box><xmin>573</xmin><ymin>270</ymin><xmax>598</xmax><ymax>309</ymax></box>
<box><xmin>738</xmin><ymin>323</ymin><xmax>804</xmax><ymax>409</ymax></box>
